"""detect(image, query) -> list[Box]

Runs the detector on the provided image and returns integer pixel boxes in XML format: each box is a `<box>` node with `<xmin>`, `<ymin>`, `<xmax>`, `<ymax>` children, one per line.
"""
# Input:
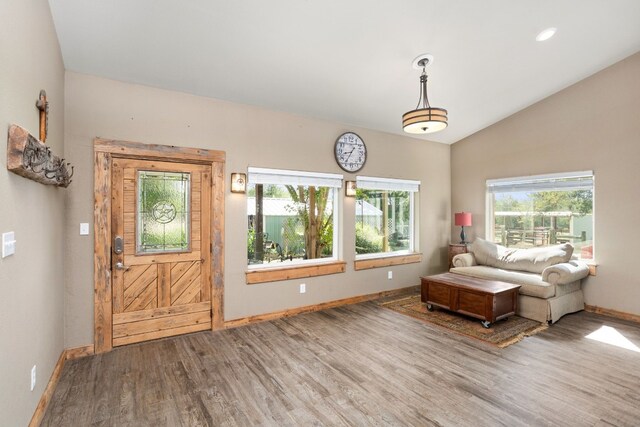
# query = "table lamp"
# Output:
<box><xmin>455</xmin><ymin>212</ymin><xmax>472</xmax><ymax>244</ymax></box>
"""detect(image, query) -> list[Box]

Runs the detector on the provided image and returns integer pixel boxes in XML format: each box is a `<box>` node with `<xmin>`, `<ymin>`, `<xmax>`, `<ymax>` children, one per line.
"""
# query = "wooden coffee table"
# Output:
<box><xmin>420</xmin><ymin>273</ymin><xmax>521</xmax><ymax>328</ymax></box>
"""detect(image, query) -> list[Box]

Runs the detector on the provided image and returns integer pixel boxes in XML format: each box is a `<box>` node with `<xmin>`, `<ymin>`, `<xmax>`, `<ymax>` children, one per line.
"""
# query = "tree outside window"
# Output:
<box><xmin>247</xmin><ymin>183</ymin><xmax>336</xmax><ymax>265</ymax></box>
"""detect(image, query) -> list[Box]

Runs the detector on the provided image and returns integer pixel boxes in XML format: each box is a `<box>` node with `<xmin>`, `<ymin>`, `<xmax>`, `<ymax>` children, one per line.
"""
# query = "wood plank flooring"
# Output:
<box><xmin>41</xmin><ymin>297</ymin><xmax>640</xmax><ymax>426</ymax></box>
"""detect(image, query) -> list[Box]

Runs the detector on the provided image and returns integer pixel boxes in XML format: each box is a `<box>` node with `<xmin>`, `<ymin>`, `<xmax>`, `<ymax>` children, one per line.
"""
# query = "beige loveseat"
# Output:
<box><xmin>451</xmin><ymin>238</ymin><xmax>590</xmax><ymax>324</ymax></box>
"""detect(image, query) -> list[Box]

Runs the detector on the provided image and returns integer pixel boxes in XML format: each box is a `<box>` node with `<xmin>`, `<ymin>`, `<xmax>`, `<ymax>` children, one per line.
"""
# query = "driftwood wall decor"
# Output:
<box><xmin>7</xmin><ymin>124</ymin><xmax>73</xmax><ymax>187</ymax></box>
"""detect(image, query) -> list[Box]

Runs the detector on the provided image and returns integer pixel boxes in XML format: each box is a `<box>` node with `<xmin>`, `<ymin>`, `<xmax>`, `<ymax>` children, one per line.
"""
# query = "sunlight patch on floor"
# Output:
<box><xmin>585</xmin><ymin>326</ymin><xmax>640</xmax><ymax>353</ymax></box>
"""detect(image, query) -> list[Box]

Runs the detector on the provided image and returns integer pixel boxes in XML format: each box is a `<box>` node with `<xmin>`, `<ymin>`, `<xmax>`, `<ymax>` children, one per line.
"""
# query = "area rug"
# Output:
<box><xmin>378</xmin><ymin>294</ymin><xmax>547</xmax><ymax>348</ymax></box>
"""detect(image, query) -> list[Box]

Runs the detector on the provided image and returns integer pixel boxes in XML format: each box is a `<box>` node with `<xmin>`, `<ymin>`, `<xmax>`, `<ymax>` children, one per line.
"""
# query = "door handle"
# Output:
<box><xmin>115</xmin><ymin>262</ymin><xmax>129</xmax><ymax>271</ymax></box>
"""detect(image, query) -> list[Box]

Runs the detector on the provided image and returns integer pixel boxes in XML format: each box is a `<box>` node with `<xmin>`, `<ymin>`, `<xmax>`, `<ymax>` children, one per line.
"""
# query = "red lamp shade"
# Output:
<box><xmin>454</xmin><ymin>212</ymin><xmax>472</xmax><ymax>227</ymax></box>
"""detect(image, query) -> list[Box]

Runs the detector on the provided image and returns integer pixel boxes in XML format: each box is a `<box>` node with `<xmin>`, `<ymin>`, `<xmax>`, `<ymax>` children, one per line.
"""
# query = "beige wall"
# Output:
<box><xmin>64</xmin><ymin>72</ymin><xmax>451</xmax><ymax>347</ymax></box>
<box><xmin>451</xmin><ymin>52</ymin><xmax>640</xmax><ymax>315</ymax></box>
<box><xmin>0</xmin><ymin>0</ymin><xmax>66</xmax><ymax>425</ymax></box>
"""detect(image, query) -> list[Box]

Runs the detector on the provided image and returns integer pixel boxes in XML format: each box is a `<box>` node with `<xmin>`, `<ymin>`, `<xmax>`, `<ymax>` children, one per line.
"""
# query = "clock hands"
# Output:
<box><xmin>344</xmin><ymin>147</ymin><xmax>356</xmax><ymax>162</ymax></box>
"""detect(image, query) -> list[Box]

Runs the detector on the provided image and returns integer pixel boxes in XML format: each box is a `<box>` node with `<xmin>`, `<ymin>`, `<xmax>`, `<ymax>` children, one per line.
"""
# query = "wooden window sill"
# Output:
<box><xmin>354</xmin><ymin>253</ymin><xmax>422</xmax><ymax>271</ymax></box>
<box><xmin>246</xmin><ymin>261</ymin><xmax>346</xmax><ymax>284</ymax></box>
<box><xmin>586</xmin><ymin>263</ymin><xmax>597</xmax><ymax>276</ymax></box>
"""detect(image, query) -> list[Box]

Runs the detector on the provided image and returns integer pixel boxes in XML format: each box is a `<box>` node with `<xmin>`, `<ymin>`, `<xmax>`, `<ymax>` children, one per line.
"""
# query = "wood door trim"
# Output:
<box><xmin>94</xmin><ymin>151</ymin><xmax>112</xmax><ymax>353</ymax></box>
<box><xmin>94</xmin><ymin>138</ymin><xmax>225</xmax><ymax>163</ymax></box>
<box><xmin>94</xmin><ymin>139</ymin><xmax>225</xmax><ymax>353</ymax></box>
<box><xmin>211</xmin><ymin>162</ymin><xmax>225</xmax><ymax>329</ymax></box>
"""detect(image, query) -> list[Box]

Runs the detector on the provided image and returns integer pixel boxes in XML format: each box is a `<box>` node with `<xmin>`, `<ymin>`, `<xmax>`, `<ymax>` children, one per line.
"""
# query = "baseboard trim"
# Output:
<box><xmin>28</xmin><ymin>351</ymin><xmax>65</xmax><ymax>427</ymax></box>
<box><xmin>29</xmin><ymin>345</ymin><xmax>95</xmax><ymax>426</ymax></box>
<box><xmin>65</xmin><ymin>344</ymin><xmax>95</xmax><ymax>360</ymax></box>
<box><xmin>585</xmin><ymin>305</ymin><xmax>640</xmax><ymax>324</ymax></box>
<box><xmin>224</xmin><ymin>285</ymin><xmax>420</xmax><ymax>329</ymax></box>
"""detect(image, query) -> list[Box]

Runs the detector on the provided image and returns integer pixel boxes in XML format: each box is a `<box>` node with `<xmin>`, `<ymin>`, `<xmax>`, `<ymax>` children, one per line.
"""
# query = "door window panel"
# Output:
<box><xmin>137</xmin><ymin>171</ymin><xmax>190</xmax><ymax>253</ymax></box>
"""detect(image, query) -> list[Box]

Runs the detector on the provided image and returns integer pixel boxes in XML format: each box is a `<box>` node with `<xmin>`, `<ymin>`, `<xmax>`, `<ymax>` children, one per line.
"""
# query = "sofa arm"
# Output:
<box><xmin>452</xmin><ymin>253</ymin><xmax>477</xmax><ymax>267</ymax></box>
<box><xmin>542</xmin><ymin>261</ymin><xmax>590</xmax><ymax>285</ymax></box>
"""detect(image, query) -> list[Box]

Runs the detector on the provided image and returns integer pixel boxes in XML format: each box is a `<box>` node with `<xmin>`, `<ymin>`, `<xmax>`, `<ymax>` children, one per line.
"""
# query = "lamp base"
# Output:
<box><xmin>459</xmin><ymin>226</ymin><xmax>467</xmax><ymax>244</ymax></box>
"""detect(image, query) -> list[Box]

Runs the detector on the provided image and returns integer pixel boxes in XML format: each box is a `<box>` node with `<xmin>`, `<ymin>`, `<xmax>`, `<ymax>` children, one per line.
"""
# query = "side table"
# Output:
<box><xmin>448</xmin><ymin>243</ymin><xmax>468</xmax><ymax>268</ymax></box>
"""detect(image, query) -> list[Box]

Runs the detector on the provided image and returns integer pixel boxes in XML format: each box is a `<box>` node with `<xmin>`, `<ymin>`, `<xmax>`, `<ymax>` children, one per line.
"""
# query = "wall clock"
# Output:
<box><xmin>334</xmin><ymin>132</ymin><xmax>367</xmax><ymax>173</ymax></box>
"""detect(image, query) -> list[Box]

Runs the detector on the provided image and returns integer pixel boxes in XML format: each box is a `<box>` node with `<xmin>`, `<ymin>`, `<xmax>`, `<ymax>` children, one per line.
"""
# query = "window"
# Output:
<box><xmin>137</xmin><ymin>171</ymin><xmax>190</xmax><ymax>253</ymax></box>
<box><xmin>246</xmin><ymin>167</ymin><xmax>342</xmax><ymax>268</ymax></box>
<box><xmin>486</xmin><ymin>171</ymin><xmax>594</xmax><ymax>260</ymax></box>
<box><xmin>355</xmin><ymin>176</ymin><xmax>419</xmax><ymax>257</ymax></box>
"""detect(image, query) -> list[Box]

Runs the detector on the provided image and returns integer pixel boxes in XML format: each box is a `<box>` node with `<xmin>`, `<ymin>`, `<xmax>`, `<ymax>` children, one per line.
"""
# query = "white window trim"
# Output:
<box><xmin>246</xmin><ymin>167</ymin><xmax>342</xmax><ymax>270</ymax></box>
<box><xmin>486</xmin><ymin>170</ymin><xmax>593</xmax><ymax>185</ymax></box>
<box><xmin>355</xmin><ymin>177</ymin><xmax>419</xmax><ymax>259</ymax></box>
<box><xmin>357</xmin><ymin>176</ymin><xmax>420</xmax><ymax>192</ymax></box>
<box><xmin>487</xmin><ymin>170</ymin><xmax>593</xmax><ymax>193</ymax></box>
<box><xmin>485</xmin><ymin>171</ymin><xmax>595</xmax><ymax>260</ymax></box>
<box><xmin>356</xmin><ymin>249</ymin><xmax>416</xmax><ymax>261</ymax></box>
<box><xmin>248</xmin><ymin>167</ymin><xmax>343</xmax><ymax>188</ymax></box>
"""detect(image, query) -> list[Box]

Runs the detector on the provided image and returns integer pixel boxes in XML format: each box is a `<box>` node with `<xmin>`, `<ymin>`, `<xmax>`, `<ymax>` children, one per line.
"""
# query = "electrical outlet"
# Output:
<box><xmin>388</xmin><ymin>270</ymin><xmax>393</xmax><ymax>280</ymax></box>
<box><xmin>299</xmin><ymin>283</ymin><xmax>306</xmax><ymax>294</ymax></box>
<box><xmin>31</xmin><ymin>365</ymin><xmax>36</xmax><ymax>391</ymax></box>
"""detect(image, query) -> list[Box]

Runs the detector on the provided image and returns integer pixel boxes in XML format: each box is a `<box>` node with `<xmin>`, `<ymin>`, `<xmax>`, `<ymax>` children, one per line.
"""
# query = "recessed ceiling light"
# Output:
<box><xmin>536</xmin><ymin>27</ymin><xmax>557</xmax><ymax>42</ymax></box>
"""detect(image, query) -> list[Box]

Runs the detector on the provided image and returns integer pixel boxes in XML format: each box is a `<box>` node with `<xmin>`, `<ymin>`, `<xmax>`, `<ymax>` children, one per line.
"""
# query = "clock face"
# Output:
<box><xmin>334</xmin><ymin>132</ymin><xmax>367</xmax><ymax>173</ymax></box>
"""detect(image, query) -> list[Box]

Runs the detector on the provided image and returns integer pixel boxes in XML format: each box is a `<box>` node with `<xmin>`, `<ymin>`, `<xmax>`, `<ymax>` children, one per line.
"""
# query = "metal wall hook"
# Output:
<box><xmin>10</xmin><ymin>127</ymin><xmax>74</xmax><ymax>188</ymax></box>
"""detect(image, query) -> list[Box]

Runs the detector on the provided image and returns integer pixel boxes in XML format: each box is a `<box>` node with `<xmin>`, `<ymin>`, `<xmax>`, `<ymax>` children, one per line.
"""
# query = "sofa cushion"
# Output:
<box><xmin>450</xmin><ymin>266</ymin><xmax>556</xmax><ymax>298</ymax></box>
<box><xmin>470</xmin><ymin>237</ymin><xmax>573</xmax><ymax>274</ymax></box>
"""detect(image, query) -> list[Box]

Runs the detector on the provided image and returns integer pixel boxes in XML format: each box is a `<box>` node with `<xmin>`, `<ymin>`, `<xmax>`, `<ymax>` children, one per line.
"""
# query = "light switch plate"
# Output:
<box><xmin>80</xmin><ymin>223</ymin><xmax>90</xmax><ymax>235</ymax></box>
<box><xmin>2</xmin><ymin>232</ymin><xmax>16</xmax><ymax>258</ymax></box>
<box><xmin>31</xmin><ymin>365</ymin><xmax>36</xmax><ymax>391</ymax></box>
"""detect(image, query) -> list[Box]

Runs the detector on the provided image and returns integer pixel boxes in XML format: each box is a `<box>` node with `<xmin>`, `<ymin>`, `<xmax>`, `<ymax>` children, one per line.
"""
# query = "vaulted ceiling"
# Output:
<box><xmin>48</xmin><ymin>0</ymin><xmax>640</xmax><ymax>144</ymax></box>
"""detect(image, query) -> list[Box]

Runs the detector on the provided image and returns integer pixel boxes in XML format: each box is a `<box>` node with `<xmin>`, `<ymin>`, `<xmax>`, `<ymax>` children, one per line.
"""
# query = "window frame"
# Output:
<box><xmin>485</xmin><ymin>170</ymin><xmax>595</xmax><ymax>261</ymax></box>
<box><xmin>245</xmin><ymin>167</ymin><xmax>344</xmax><ymax>272</ymax></box>
<box><xmin>354</xmin><ymin>176</ymin><xmax>420</xmax><ymax>260</ymax></box>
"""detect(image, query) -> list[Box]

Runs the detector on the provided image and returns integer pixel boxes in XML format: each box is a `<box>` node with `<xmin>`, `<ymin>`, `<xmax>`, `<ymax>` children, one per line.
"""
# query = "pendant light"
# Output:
<box><xmin>402</xmin><ymin>54</ymin><xmax>448</xmax><ymax>134</ymax></box>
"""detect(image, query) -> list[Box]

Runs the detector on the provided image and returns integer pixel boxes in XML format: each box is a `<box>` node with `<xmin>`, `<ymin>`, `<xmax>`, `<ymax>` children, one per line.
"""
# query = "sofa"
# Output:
<box><xmin>451</xmin><ymin>238</ymin><xmax>590</xmax><ymax>323</ymax></box>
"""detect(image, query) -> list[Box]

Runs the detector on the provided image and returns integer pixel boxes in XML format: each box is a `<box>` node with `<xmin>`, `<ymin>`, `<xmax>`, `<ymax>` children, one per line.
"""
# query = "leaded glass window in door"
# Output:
<box><xmin>137</xmin><ymin>171</ymin><xmax>190</xmax><ymax>253</ymax></box>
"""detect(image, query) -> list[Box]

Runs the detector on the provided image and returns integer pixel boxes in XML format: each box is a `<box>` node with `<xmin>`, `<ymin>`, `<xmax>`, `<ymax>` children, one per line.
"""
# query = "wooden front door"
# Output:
<box><xmin>110</xmin><ymin>158</ymin><xmax>213</xmax><ymax>346</ymax></box>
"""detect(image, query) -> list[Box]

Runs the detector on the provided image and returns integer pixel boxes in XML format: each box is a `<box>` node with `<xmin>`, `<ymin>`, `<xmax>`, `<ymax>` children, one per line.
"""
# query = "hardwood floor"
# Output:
<box><xmin>41</xmin><ymin>297</ymin><xmax>640</xmax><ymax>426</ymax></box>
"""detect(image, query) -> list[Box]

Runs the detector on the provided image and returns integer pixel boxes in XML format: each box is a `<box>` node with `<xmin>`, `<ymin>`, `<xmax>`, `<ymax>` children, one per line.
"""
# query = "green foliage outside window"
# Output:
<box><xmin>248</xmin><ymin>183</ymin><xmax>335</xmax><ymax>265</ymax></box>
<box><xmin>355</xmin><ymin>223</ymin><xmax>383</xmax><ymax>254</ymax></box>
<box><xmin>355</xmin><ymin>189</ymin><xmax>412</xmax><ymax>255</ymax></box>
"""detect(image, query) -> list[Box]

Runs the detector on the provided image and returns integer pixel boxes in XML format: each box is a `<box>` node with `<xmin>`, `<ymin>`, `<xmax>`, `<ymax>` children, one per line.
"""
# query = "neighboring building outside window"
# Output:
<box><xmin>486</xmin><ymin>171</ymin><xmax>594</xmax><ymax>260</ymax></box>
<box><xmin>355</xmin><ymin>176</ymin><xmax>420</xmax><ymax>257</ymax></box>
<box><xmin>246</xmin><ymin>167</ymin><xmax>342</xmax><ymax>267</ymax></box>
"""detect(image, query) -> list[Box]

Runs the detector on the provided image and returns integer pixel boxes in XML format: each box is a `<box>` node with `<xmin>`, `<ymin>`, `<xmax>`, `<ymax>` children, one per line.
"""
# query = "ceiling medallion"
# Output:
<box><xmin>402</xmin><ymin>53</ymin><xmax>448</xmax><ymax>134</ymax></box>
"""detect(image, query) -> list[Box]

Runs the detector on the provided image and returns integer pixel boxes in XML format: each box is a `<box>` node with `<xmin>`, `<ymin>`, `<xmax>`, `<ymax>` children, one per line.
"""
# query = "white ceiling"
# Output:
<box><xmin>48</xmin><ymin>0</ymin><xmax>640</xmax><ymax>144</ymax></box>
